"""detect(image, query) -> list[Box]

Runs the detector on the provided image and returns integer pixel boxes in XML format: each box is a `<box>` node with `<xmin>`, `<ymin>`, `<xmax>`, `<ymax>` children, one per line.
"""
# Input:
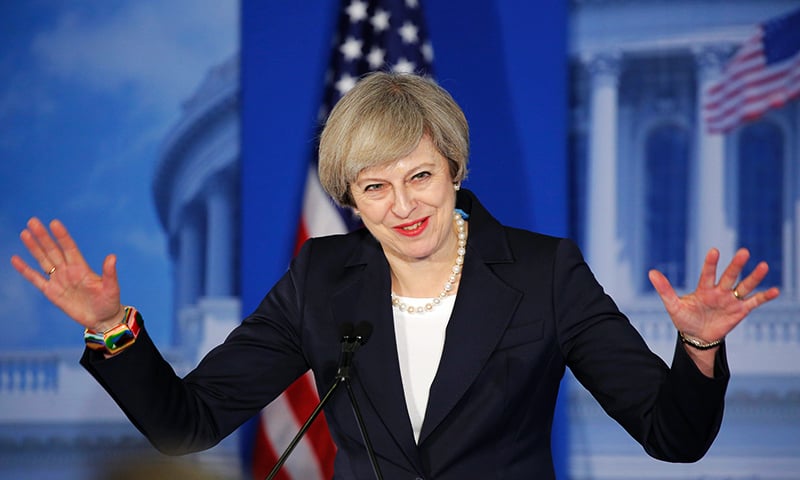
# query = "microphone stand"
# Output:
<box><xmin>266</xmin><ymin>333</ymin><xmax>383</xmax><ymax>480</ymax></box>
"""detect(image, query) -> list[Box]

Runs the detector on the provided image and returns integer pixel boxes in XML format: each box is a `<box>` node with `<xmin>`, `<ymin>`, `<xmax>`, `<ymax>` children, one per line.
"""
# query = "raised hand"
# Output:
<box><xmin>648</xmin><ymin>247</ymin><xmax>780</xmax><ymax>344</ymax></box>
<box><xmin>648</xmin><ymin>248</ymin><xmax>780</xmax><ymax>376</ymax></box>
<box><xmin>10</xmin><ymin>217</ymin><xmax>124</xmax><ymax>332</ymax></box>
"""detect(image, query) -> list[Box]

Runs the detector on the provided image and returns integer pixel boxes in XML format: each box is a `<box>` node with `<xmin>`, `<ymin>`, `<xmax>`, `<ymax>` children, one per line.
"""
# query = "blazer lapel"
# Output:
<box><xmin>417</xmin><ymin>248</ymin><xmax>522</xmax><ymax>445</ymax></box>
<box><xmin>330</xmin><ymin>238</ymin><xmax>422</xmax><ymax>471</ymax></box>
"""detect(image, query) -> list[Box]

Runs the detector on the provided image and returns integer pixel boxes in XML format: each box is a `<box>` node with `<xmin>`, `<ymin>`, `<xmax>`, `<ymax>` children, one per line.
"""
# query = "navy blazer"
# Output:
<box><xmin>83</xmin><ymin>189</ymin><xmax>729</xmax><ymax>479</ymax></box>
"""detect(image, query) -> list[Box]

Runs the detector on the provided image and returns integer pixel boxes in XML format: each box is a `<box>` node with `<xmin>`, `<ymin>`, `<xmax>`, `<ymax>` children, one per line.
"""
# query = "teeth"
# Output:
<box><xmin>402</xmin><ymin>221</ymin><xmax>423</xmax><ymax>231</ymax></box>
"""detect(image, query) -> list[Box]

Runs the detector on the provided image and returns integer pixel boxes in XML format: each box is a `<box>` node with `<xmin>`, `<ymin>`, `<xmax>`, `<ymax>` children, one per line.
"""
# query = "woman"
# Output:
<box><xmin>11</xmin><ymin>72</ymin><xmax>780</xmax><ymax>479</ymax></box>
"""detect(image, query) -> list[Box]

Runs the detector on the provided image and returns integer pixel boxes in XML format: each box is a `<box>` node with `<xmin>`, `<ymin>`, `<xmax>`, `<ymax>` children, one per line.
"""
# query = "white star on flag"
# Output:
<box><xmin>392</xmin><ymin>57</ymin><xmax>416</xmax><ymax>73</ymax></box>
<box><xmin>335</xmin><ymin>73</ymin><xmax>358</xmax><ymax>96</ymax></box>
<box><xmin>340</xmin><ymin>36</ymin><xmax>363</xmax><ymax>60</ymax></box>
<box><xmin>398</xmin><ymin>21</ymin><xmax>419</xmax><ymax>44</ymax></box>
<box><xmin>371</xmin><ymin>9</ymin><xmax>390</xmax><ymax>32</ymax></box>
<box><xmin>367</xmin><ymin>46</ymin><xmax>386</xmax><ymax>69</ymax></box>
<box><xmin>346</xmin><ymin>0</ymin><xmax>368</xmax><ymax>22</ymax></box>
<box><xmin>422</xmin><ymin>41</ymin><xmax>434</xmax><ymax>63</ymax></box>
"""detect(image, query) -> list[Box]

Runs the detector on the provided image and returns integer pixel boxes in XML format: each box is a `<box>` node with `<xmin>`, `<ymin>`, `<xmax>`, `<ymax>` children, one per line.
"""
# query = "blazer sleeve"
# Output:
<box><xmin>554</xmin><ymin>238</ymin><xmax>729</xmax><ymax>462</ymax></box>
<box><xmin>80</xmin><ymin>243</ymin><xmax>316</xmax><ymax>455</ymax></box>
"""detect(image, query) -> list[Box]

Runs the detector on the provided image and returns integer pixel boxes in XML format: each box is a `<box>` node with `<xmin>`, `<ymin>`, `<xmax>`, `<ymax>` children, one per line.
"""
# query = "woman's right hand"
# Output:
<box><xmin>10</xmin><ymin>217</ymin><xmax>124</xmax><ymax>333</ymax></box>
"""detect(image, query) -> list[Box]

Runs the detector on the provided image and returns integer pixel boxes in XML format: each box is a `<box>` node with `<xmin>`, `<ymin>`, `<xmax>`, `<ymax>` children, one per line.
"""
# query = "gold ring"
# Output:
<box><xmin>48</xmin><ymin>266</ymin><xmax>56</xmax><ymax>276</ymax></box>
<box><xmin>732</xmin><ymin>288</ymin><xmax>743</xmax><ymax>300</ymax></box>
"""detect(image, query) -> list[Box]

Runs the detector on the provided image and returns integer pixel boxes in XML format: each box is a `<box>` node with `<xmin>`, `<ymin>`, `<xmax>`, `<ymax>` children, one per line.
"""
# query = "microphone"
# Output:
<box><xmin>266</xmin><ymin>322</ymin><xmax>382</xmax><ymax>480</ymax></box>
<box><xmin>337</xmin><ymin>322</ymin><xmax>373</xmax><ymax>379</ymax></box>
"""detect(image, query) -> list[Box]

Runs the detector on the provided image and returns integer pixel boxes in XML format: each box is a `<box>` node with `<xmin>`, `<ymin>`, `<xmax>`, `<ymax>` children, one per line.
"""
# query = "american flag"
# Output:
<box><xmin>703</xmin><ymin>7</ymin><xmax>800</xmax><ymax>134</ymax></box>
<box><xmin>248</xmin><ymin>1</ymin><xmax>434</xmax><ymax>478</ymax></box>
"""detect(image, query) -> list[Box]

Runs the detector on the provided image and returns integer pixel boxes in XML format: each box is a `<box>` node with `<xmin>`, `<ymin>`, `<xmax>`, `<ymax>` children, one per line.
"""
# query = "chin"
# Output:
<box><xmin>406</xmin><ymin>246</ymin><xmax>438</xmax><ymax>260</ymax></box>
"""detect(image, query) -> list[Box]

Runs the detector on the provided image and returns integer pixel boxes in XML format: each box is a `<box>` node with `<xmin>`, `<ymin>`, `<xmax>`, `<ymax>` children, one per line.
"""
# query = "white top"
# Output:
<box><xmin>392</xmin><ymin>294</ymin><xmax>456</xmax><ymax>443</ymax></box>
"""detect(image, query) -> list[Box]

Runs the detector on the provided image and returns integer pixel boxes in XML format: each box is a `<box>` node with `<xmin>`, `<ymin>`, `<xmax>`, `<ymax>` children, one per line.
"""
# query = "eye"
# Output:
<box><xmin>410</xmin><ymin>171</ymin><xmax>431</xmax><ymax>181</ymax></box>
<box><xmin>364</xmin><ymin>183</ymin><xmax>384</xmax><ymax>192</ymax></box>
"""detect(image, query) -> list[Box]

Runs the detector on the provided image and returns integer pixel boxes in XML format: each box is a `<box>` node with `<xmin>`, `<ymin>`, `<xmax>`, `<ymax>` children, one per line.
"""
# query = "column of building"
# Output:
<box><xmin>175</xmin><ymin>175</ymin><xmax>237</xmax><ymax>310</ymax></box>
<box><xmin>178</xmin><ymin>213</ymin><xmax>204</xmax><ymax>310</ymax></box>
<box><xmin>172</xmin><ymin>175</ymin><xmax>239</xmax><ymax>354</ymax></box>
<box><xmin>205</xmin><ymin>177</ymin><xmax>235</xmax><ymax>297</ymax></box>
<box><xmin>585</xmin><ymin>52</ymin><xmax>622</xmax><ymax>298</ymax></box>
<box><xmin>692</xmin><ymin>46</ymin><xmax>736</xmax><ymax>278</ymax></box>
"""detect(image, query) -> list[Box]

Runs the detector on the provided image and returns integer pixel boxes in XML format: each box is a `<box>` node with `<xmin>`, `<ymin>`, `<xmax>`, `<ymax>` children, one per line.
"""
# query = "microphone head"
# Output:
<box><xmin>338</xmin><ymin>322</ymin><xmax>355</xmax><ymax>340</ymax></box>
<box><xmin>353</xmin><ymin>321</ymin><xmax>373</xmax><ymax>345</ymax></box>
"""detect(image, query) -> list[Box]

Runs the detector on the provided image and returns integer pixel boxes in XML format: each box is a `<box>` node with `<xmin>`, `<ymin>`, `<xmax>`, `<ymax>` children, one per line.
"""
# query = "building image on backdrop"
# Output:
<box><xmin>566</xmin><ymin>0</ymin><xmax>800</xmax><ymax>478</ymax></box>
<box><xmin>0</xmin><ymin>56</ymin><xmax>243</xmax><ymax>480</ymax></box>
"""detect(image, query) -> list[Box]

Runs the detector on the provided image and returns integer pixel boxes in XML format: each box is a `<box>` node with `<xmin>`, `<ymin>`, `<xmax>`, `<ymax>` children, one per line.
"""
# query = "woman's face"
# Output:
<box><xmin>350</xmin><ymin>135</ymin><xmax>458</xmax><ymax>265</ymax></box>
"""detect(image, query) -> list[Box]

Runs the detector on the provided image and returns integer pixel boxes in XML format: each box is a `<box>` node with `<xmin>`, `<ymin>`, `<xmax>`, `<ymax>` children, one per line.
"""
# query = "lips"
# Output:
<box><xmin>394</xmin><ymin>217</ymin><xmax>429</xmax><ymax>237</ymax></box>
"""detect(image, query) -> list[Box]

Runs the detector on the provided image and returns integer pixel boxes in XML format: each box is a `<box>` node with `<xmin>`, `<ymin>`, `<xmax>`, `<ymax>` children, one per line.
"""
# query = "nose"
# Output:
<box><xmin>390</xmin><ymin>186</ymin><xmax>416</xmax><ymax>218</ymax></box>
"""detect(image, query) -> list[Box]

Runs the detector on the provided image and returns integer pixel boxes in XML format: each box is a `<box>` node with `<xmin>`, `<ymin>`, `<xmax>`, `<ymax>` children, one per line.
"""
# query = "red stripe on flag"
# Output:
<box><xmin>705</xmin><ymin>60</ymin><xmax>794</xmax><ymax>120</ymax></box>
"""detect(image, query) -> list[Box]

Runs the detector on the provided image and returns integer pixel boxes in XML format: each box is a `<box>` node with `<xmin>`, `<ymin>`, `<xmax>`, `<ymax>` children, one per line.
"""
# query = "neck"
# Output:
<box><xmin>390</xmin><ymin>257</ymin><xmax>458</xmax><ymax>298</ymax></box>
<box><xmin>389</xmin><ymin>211</ymin><xmax>467</xmax><ymax>299</ymax></box>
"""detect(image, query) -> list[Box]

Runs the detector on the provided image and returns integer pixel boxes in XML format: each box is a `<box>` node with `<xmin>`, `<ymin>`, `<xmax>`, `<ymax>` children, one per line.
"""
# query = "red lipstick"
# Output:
<box><xmin>394</xmin><ymin>217</ymin><xmax>429</xmax><ymax>237</ymax></box>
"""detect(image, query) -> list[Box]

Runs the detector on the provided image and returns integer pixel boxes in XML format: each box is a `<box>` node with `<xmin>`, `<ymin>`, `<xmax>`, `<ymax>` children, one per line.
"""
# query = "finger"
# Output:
<box><xmin>718</xmin><ymin>248</ymin><xmax>750</xmax><ymax>290</ymax></box>
<box><xmin>27</xmin><ymin>217</ymin><xmax>67</xmax><ymax>270</ymax></box>
<box><xmin>697</xmin><ymin>248</ymin><xmax>721</xmax><ymax>290</ymax></box>
<box><xmin>101</xmin><ymin>254</ymin><xmax>119</xmax><ymax>291</ymax></box>
<box><xmin>50</xmin><ymin>219</ymin><xmax>90</xmax><ymax>268</ymax></box>
<box><xmin>733</xmin><ymin>260</ymin><xmax>769</xmax><ymax>298</ymax></box>
<box><xmin>741</xmin><ymin>285</ymin><xmax>780</xmax><ymax>309</ymax></box>
<box><xmin>19</xmin><ymin>220</ymin><xmax>56</xmax><ymax>274</ymax></box>
<box><xmin>649</xmin><ymin>269</ymin><xmax>680</xmax><ymax>313</ymax></box>
<box><xmin>10</xmin><ymin>255</ymin><xmax>49</xmax><ymax>292</ymax></box>
<box><xmin>762</xmin><ymin>286</ymin><xmax>780</xmax><ymax>302</ymax></box>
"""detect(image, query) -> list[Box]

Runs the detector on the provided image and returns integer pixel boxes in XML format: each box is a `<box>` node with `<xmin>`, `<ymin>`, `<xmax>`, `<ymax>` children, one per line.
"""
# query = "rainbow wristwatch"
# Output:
<box><xmin>84</xmin><ymin>306</ymin><xmax>141</xmax><ymax>355</ymax></box>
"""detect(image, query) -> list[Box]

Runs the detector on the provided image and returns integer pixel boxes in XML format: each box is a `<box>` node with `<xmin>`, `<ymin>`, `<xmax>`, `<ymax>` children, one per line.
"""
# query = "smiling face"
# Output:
<box><xmin>318</xmin><ymin>72</ymin><xmax>470</xmax><ymax>208</ymax></box>
<box><xmin>350</xmin><ymin>135</ymin><xmax>458</xmax><ymax>265</ymax></box>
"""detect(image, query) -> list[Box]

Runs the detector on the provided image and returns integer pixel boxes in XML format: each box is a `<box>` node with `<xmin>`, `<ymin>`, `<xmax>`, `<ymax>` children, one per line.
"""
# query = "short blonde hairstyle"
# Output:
<box><xmin>318</xmin><ymin>72</ymin><xmax>469</xmax><ymax>207</ymax></box>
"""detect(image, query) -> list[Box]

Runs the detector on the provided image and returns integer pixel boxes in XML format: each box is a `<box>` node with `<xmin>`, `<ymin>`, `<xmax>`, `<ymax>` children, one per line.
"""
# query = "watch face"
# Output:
<box><xmin>104</xmin><ymin>324</ymin><xmax>137</xmax><ymax>352</ymax></box>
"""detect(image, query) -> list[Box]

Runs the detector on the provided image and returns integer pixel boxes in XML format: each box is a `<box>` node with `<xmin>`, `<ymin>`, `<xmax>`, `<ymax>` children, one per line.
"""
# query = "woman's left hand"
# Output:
<box><xmin>648</xmin><ymin>248</ymin><xmax>780</xmax><ymax>368</ymax></box>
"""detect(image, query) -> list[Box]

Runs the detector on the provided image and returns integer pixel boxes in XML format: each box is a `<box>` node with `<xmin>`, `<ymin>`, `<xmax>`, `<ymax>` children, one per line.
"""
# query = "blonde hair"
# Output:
<box><xmin>318</xmin><ymin>72</ymin><xmax>469</xmax><ymax>207</ymax></box>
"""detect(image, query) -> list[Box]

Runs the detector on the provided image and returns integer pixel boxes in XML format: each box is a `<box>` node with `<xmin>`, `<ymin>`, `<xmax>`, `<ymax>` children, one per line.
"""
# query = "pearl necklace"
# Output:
<box><xmin>391</xmin><ymin>211</ymin><xmax>467</xmax><ymax>315</ymax></box>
